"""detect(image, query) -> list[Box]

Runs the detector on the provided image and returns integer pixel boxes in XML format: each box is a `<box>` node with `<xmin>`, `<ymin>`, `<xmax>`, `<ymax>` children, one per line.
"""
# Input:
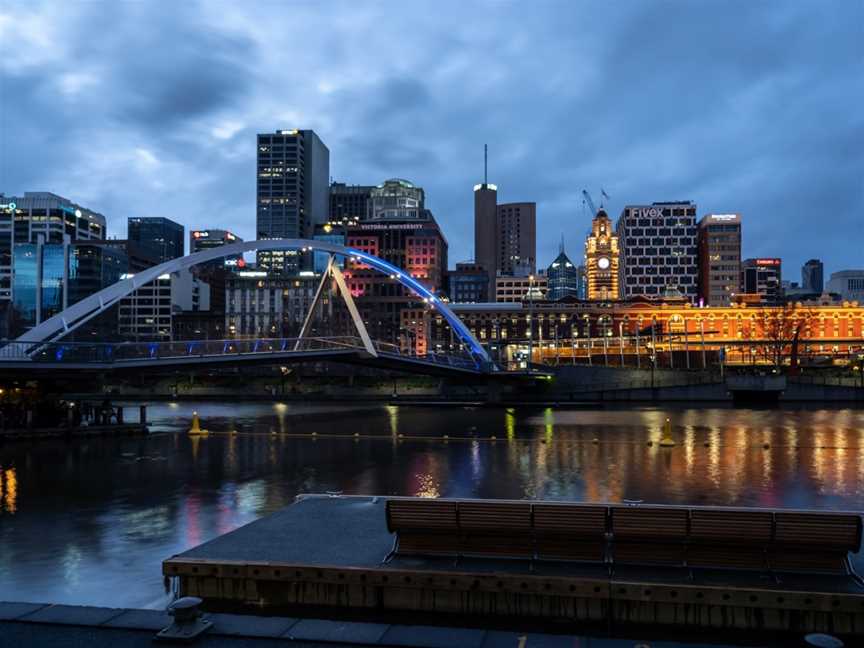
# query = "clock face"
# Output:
<box><xmin>598</xmin><ymin>256</ymin><xmax>610</xmax><ymax>270</ymax></box>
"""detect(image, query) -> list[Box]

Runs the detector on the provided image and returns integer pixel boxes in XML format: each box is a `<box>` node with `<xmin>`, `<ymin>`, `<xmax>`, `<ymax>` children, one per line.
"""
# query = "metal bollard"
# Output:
<box><xmin>155</xmin><ymin>596</ymin><xmax>212</xmax><ymax>642</ymax></box>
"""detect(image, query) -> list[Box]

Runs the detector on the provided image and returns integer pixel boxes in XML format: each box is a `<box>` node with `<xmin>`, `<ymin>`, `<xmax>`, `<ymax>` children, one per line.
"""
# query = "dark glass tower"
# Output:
<box><xmin>256</xmin><ymin>129</ymin><xmax>330</xmax><ymax>275</ymax></box>
<box><xmin>127</xmin><ymin>217</ymin><xmax>184</xmax><ymax>264</ymax></box>
<box><xmin>546</xmin><ymin>241</ymin><xmax>580</xmax><ymax>301</ymax></box>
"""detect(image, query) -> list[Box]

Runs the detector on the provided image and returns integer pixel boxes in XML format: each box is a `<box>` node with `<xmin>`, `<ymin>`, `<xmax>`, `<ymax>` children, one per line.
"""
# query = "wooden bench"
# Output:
<box><xmin>385</xmin><ymin>498</ymin><xmax>863</xmax><ymax>581</ymax></box>
<box><xmin>386</xmin><ymin>498</ymin><xmax>460</xmax><ymax>556</ymax></box>
<box><xmin>459</xmin><ymin>500</ymin><xmax>533</xmax><ymax>558</ymax></box>
<box><xmin>610</xmin><ymin>505</ymin><xmax>689</xmax><ymax>566</ymax></box>
<box><xmin>770</xmin><ymin>511</ymin><xmax>862</xmax><ymax>575</ymax></box>
<box><xmin>688</xmin><ymin>508</ymin><xmax>773</xmax><ymax>570</ymax></box>
<box><xmin>533</xmin><ymin>503</ymin><xmax>607</xmax><ymax>562</ymax></box>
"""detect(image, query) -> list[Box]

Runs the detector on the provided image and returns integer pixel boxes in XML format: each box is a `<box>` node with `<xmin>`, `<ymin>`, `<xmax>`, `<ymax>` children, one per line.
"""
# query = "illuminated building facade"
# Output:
<box><xmin>698</xmin><ymin>213</ymin><xmax>741</xmax><ymax>306</ymax></box>
<box><xmin>429</xmin><ymin>299</ymin><xmax>864</xmax><ymax>367</ymax></box>
<box><xmin>256</xmin><ymin>129</ymin><xmax>330</xmax><ymax>275</ymax></box>
<box><xmin>368</xmin><ymin>179</ymin><xmax>424</xmax><ymax>221</ymax></box>
<box><xmin>190</xmin><ymin>229</ymin><xmax>243</xmax><ymax>270</ymax></box>
<box><xmin>0</xmin><ymin>193</ymin><xmax>106</xmax><ymax>335</ymax></box>
<box><xmin>118</xmin><ymin>269</ymin><xmax>210</xmax><ymax>341</ymax></box>
<box><xmin>11</xmin><ymin>240</ymin><xmax>126</xmax><ymax>338</ymax></box>
<box><xmin>742</xmin><ymin>258</ymin><xmax>782</xmax><ymax>304</ymax></box>
<box><xmin>495</xmin><ymin>275</ymin><xmax>547</xmax><ymax>302</ymax></box>
<box><xmin>345</xmin><ymin>205</ymin><xmax>447</xmax><ymax>345</ymax></box>
<box><xmin>545</xmin><ymin>244</ymin><xmax>580</xmax><ymax>301</ymax></box>
<box><xmin>225</xmin><ymin>271</ymin><xmax>318</xmax><ymax>338</ymax></box>
<box><xmin>584</xmin><ymin>209</ymin><xmax>619</xmax><ymax>300</ymax></box>
<box><xmin>616</xmin><ymin>201</ymin><xmax>698</xmax><ymax>302</ymax></box>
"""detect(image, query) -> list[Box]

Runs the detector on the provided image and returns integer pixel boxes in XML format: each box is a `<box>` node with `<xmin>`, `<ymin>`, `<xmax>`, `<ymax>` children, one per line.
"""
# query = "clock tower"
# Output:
<box><xmin>584</xmin><ymin>209</ymin><xmax>619</xmax><ymax>300</ymax></box>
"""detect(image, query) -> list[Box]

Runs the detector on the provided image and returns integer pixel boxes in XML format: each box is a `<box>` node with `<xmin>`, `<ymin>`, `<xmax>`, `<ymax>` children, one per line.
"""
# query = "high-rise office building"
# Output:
<box><xmin>329</xmin><ymin>182</ymin><xmax>374</xmax><ymax>222</ymax></box>
<box><xmin>0</xmin><ymin>193</ymin><xmax>106</xmax><ymax>302</ymax></box>
<box><xmin>1</xmin><ymin>193</ymin><xmax>108</xmax><ymax>337</ymax></box>
<box><xmin>128</xmin><ymin>217</ymin><xmax>184</xmax><ymax>264</ymax></box>
<box><xmin>546</xmin><ymin>241</ymin><xmax>580</xmax><ymax>301</ymax></box>
<box><xmin>697</xmin><ymin>213</ymin><xmax>741</xmax><ymax>306</ymax></box>
<box><xmin>616</xmin><ymin>201</ymin><xmax>699</xmax><ymax>302</ymax></box>
<box><xmin>802</xmin><ymin>259</ymin><xmax>824</xmax><ymax>293</ymax></box>
<box><xmin>472</xmin><ymin>146</ymin><xmax>536</xmax><ymax>295</ymax></box>
<box><xmin>346</xmin><ymin>185</ymin><xmax>448</xmax><ymax>346</ymax></box>
<box><xmin>118</xmin><ymin>269</ymin><xmax>210</xmax><ymax>341</ymax></box>
<box><xmin>11</xmin><ymin>240</ymin><xmax>126</xmax><ymax>337</ymax></box>
<box><xmin>473</xmin><ymin>180</ymin><xmax>498</xmax><ymax>295</ymax></box>
<box><xmin>496</xmin><ymin>202</ymin><xmax>536</xmax><ymax>277</ymax></box>
<box><xmin>585</xmin><ymin>209</ymin><xmax>620</xmax><ymax>300</ymax></box>
<box><xmin>256</xmin><ymin>129</ymin><xmax>330</xmax><ymax>274</ymax></box>
<box><xmin>741</xmin><ymin>258</ymin><xmax>783</xmax><ymax>304</ymax></box>
<box><xmin>190</xmin><ymin>229</ymin><xmax>243</xmax><ymax>269</ymax></box>
<box><xmin>447</xmin><ymin>262</ymin><xmax>489</xmax><ymax>303</ymax></box>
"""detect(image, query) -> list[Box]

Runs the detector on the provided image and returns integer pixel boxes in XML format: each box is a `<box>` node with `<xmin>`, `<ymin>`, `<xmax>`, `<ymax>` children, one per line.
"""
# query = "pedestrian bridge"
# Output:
<box><xmin>0</xmin><ymin>336</ymin><xmax>485</xmax><ymax>375</ymax></box>
<box><xmin>1</xmin><ymin>237</ymin><xmax>497</xmax><ymax>376</ymax></box>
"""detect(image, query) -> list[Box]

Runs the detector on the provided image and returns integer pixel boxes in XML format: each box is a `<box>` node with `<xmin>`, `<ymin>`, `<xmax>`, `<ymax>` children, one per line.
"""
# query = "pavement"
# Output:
<box><xmin>0</xmin><ymin>601</ymin><xmax>766</xmax><ymax>647</ymax></box>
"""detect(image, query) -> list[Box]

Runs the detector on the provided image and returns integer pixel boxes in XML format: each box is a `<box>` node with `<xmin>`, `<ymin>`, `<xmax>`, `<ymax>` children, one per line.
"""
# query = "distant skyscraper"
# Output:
<box><xmin>368</xmin><ymin>179</ymin><xmax>425</xmax><ymax>220</ymax></box>
<box><xmin>329</xmin><ymin>182</ymin><xmax>374</xmax><ymax>222</ymax></box>
<box><xmin>741</xmin><ymin>258</ymin><xmax>783</xmax><ymax>304</ymax></box>
<box><xmin>698</xmin><ymin>213</ymin><xmax>741</xmax><ymax>306</ymax></box>
<box><xmin>585</xmin><ymin>210</ymin><xmax>620</xmax><ymax>300</ymax></box>
<box><xmin>127</xmin><ymin>217</ymin><xmax>184</xmax><ymax>264</ymax></box>
<box><xmin>802</xmin><ymin>259</ymin><xmax>824</xmax><ymax>293</ymax></box>
<box><xmin>190</xmin><ymin>229</ymin><xmax>243</xmax><ymax>269</ymax></box>
<box><xmin>616</xmin><ymin>201</ymin><xmax>698</xmax><ymax>302</ymax></box>
<box><xmin>472</xmin><ymin>147</ymin><xmax>536</xmax><ymax>297</ymax></box>
<box><xmin>496</xmin><ymin>202</ymin><xmax>536</xmax><ymax>277</ymax></box>
<box><xmin>256</xmin><ymin>129</ymin><xmax>330</xmax><ymax>274</ymax></box>
<box><xmin>546</xmin><ymin>239</ymin><xmax>580</xmax><ymax>301</ymax></box>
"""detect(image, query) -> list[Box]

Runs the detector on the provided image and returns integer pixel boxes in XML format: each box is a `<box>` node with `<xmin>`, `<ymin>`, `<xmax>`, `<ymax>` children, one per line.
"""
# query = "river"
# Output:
<box><xmin>0</xmin><ymin>402</ymin><xmax>862</xmax><ymax>609</ymax></box>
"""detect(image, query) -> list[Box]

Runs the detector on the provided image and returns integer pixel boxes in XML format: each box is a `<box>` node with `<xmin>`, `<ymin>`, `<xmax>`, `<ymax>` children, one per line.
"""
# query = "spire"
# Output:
<box><xmin>559</xmin><ymin>233</ymin><xmax>565</xmax><ymax>254</ymax></box>
<box><xmin>484</xmin><ymin>144</ymin><xmax>488</xmax><ymax>185</ymax></box>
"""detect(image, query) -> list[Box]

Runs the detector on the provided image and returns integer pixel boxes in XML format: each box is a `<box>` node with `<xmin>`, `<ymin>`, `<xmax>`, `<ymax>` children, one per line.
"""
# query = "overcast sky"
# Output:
<box><xmin>1</xmin><ymin>1</ymin><xmax>862</xmax><ymax>279</ymax></box>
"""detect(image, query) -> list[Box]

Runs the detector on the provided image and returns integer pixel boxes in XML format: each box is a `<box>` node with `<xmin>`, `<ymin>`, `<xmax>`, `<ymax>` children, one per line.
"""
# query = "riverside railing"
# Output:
<box><xmin>0</xmin><ymin>337</ymin><xmax>480</xmax><ymax>370</ymax></box>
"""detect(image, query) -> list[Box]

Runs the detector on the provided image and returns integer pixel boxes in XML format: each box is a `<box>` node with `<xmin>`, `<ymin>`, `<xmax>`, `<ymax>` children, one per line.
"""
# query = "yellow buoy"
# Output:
<box><xmin>659</xmin><ymin>418</ymin><xmax>675</xmax><ymax>447</ymax></box>
<box><xmin>188</xmin><ymin>411</ymin><xmax>208</xmax><ymax>436</ymax></box>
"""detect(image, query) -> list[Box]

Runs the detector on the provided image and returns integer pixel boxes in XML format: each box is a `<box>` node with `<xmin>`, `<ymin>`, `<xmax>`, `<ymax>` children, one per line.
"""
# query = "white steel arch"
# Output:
<box><xmin>16</xmin><ymin>239</ymin><xmax>493</xmax><ymax>365</ymax></box>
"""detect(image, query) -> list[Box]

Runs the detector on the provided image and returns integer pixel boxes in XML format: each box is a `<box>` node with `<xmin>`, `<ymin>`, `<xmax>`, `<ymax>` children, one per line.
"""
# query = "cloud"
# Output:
<box><xmin>0</xmin><ymin>0</ymin><xmax>861</xmax><ymax>276</ymax></box>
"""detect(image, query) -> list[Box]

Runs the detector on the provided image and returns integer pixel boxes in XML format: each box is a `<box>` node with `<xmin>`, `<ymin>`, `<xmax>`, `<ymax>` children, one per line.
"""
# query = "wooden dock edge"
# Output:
<box><xmin>163</xmin><ymin>557</ymin><xmax>864</xmax><ymax>635</ymax></box>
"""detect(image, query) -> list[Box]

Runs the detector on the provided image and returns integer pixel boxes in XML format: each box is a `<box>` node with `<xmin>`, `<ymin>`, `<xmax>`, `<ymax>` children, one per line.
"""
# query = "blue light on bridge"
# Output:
<box><xmin>347</xmin><ymin>248</ymin><xmax>488</xmax><ymax>363</ymax></box>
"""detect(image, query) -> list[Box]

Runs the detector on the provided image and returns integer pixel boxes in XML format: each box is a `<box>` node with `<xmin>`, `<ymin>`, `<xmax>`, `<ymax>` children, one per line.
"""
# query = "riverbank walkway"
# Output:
<box><xmin>0</xmin><ymin>600</ymin><xmax>751</xmax><ymax>647</ymax></box>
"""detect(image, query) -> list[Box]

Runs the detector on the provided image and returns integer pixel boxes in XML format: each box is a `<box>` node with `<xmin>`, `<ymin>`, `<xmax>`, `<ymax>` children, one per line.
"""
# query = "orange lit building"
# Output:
<box><xmin>584</xmin><ymin>210</ymin><xmax>619</xmax><ymax>300</ymax></box>
<box><xmin>427</xmin><ymin>298</ymin><xmax>864</xmax><ymax>367</ymax></box>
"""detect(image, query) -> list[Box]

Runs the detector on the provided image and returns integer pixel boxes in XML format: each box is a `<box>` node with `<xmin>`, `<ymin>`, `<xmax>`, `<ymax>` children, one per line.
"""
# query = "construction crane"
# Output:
<box><xmin>582</xmin><ymin>189</ymin><xmax>598</xmax><ymax>217</ymax></box>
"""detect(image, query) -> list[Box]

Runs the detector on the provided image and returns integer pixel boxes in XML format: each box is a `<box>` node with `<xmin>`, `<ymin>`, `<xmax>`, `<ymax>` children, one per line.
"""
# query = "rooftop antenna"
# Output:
<box><xmin>560</xmin><ymin>233</ymin><xmax>565</xmax><ymax>254</ymax></box>
<box><xmin>484</xmin><ymin>144</ymin><xmax>488</xmax><ymax>186</ymax></box>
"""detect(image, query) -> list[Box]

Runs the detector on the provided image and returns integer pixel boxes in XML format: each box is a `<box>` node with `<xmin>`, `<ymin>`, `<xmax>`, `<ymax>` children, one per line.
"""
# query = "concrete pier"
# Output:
<box><xmin>163</xmin><ymin>495</ymin><xmax>864</xmax><ymax>641</ymax></box>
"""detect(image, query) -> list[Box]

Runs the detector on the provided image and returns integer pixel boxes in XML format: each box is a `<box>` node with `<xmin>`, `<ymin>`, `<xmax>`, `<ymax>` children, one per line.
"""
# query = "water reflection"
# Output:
<box><xmin>0</xmin><ymin>402</ymin><xmax>862</xmax><ymax>610</ymax></box>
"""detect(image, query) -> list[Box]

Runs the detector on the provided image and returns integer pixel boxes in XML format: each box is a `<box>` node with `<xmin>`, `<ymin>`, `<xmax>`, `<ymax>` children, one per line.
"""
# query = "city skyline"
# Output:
<box><xmin>2</xmin><ymin>1</ymin><xmax>862</xmax><ymax>277</ymax></box>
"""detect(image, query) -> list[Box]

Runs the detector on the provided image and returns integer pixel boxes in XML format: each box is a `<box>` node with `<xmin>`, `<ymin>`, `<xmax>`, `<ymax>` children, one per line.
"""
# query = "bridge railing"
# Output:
<box><xmin>0</xmin><ymin>337</ymin><xmax>480</xmax><ymax>370</ymax></box>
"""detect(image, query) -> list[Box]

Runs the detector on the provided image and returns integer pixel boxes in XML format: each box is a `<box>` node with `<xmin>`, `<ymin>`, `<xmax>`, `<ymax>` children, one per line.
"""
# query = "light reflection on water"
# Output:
<box><xmin>0</xmin><ymin>402</ymin><xmax>862</xmax><ymax>609</ymax></box>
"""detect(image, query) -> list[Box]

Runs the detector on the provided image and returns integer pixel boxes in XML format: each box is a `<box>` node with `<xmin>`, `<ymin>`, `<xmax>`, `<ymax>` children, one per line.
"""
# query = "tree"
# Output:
<box><xmin>744</xmin><ymin>303</ymin><xmax>814</xmax><ymax>369</ymax></box>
